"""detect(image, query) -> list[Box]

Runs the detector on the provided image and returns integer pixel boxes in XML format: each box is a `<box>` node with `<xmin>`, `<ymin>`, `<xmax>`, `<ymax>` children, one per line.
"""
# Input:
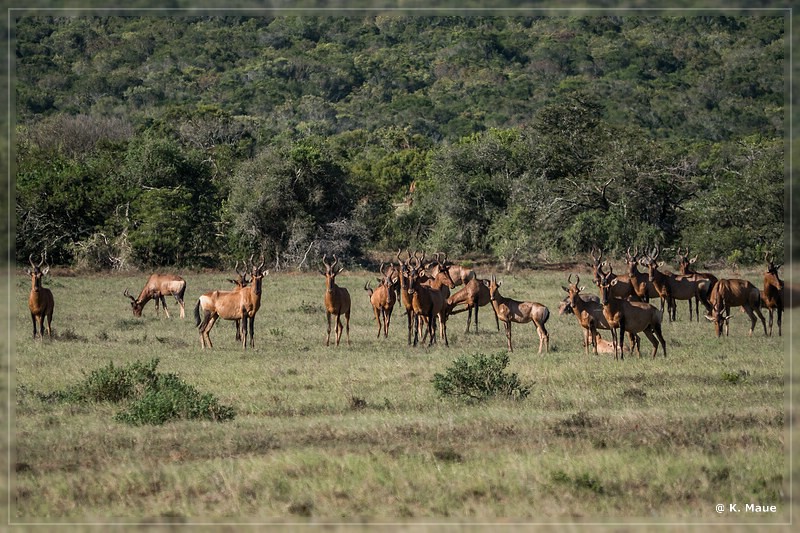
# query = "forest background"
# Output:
<box><xmin>11</xmin><ymin>11</ymin><xmax>790</xmax><ymax>270</ymax></box>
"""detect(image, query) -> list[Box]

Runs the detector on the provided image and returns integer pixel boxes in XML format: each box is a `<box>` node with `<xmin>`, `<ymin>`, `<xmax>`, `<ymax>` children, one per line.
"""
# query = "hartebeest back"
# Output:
<box><xmin>124</xmin><ymin>274</ymin><xmax>187</xmax><ymax>318</ymax></box>
<box><xmin>321</xmin><ymin>254</ymin><xmax>351</xmax><ymax>346</ymax></box>
<box><xmin>25</xmin><ymin>254</ymin><xmax>54</xmax><ymax>339</ymax></box>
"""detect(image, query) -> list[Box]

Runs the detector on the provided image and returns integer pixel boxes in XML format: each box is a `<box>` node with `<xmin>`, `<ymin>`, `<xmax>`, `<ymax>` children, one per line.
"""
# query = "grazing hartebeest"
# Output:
<box><xmin>25</xmin><ymin>254</ymin><xmax>54</xmax><ymax>339</ymax></box>
<box><xmin>597</xmin><ymin>267</ymin><xmax>666</xmax><ymax>360</ymax></box>
<box><xmin>365</xmin><ymin>263</ymin><xmax>396</xmax><ymax>338</ymax></box>
<box><xmin>321</xmin><ymin>254</ymin><xmax>351</xmax><ymax>346</ymax></box>
<box><xmin>762</xmin><ymin>252</ymin><xmax>784</xmax><ymax>337</ymax></box>
<box><xmin>706</xmin><ymin>278</ymin><xmax>767</xmax><ymax>338</ymax></box>
<box><xmin>446</xmin><ymin>276</ymin><xmax>500</xmax><ymax>333</ymax></box>
<box><xmin>124</xmin><ymin>274</ymin><xmax>187</xmax><ymax>318</ymax></box>
<box><xmin>487</xmin><ymin>275</ymin><xmax>549</xmax><ymax>354</ymax></box>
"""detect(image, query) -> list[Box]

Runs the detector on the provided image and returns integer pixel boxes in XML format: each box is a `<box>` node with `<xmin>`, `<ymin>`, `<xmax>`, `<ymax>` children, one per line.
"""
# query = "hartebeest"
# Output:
<box><xmin>436</xmin><ymin>252</ymin><xmax>475</xmax><ymax>287</ymax></box>
<box><xmin>674</xmin><ymin>246</ymin><xmax>717</xmax><ymax>318</ymax></box>
<box><xmin>25</xmin><ymin>254</ymin><xmax>54</xmax><ymax>339</ymax></box>
<box><xmin>124</xmin><ymin>274</ymin><xmax>187</xmax><ymax>318</ymax></box>
<box><xmin>195</xmin><ymin>257</ymin><xmax>268</xmax><ymax>349</ymax></box>
<box><xmin>762</xmin><ymin>251</ymin><xmax>784</xmax><ymax>337</ymax></box>
<box><xmin>446</xmin><ymin>276</ymin><xmax>500</xmax><ymax>333</ymax></box>
<box><xmin>487</xmin><ymin>275</ymin><xmax>549</xmax><ymax>354</ymax></box>
<box><xmin>598</xmin><ymin>267</ymin><xmax>666</xmax><ymax>360</ymax></box>
<box><xmin>365</xmin><ymin>263</ymin><xmax>396</xmax><ymax>338</ymax></box>
<box><xmin>321</xmin><ymin>254</ymin><xmax>351</xmax><ymax>346</ymax></box>
<box><xmin>404</xmin><ymin>258</ymin><xmax>450</xmax><ymax>347</ymax></box>
<box><xmin>640</xmin><ymin>246</ymin><xmax>706</xmax><ymax>322</ymax></box>
<box><xmin>561</xmin><ymin>274</ymin><xmax>641</xmax><ymax>356</ymax></box>
<box><xmin>706</xmin><ymin>278</ymin><xmax>767</xmax><ymax>338</ymax></box>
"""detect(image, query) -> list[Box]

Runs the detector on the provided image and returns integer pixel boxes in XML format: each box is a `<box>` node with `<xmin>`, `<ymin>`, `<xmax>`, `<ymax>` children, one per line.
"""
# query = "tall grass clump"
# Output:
<box><xmin>432</xmin><ymin>352</ymin><xmax>530</xmax><ymax>402</ymax></box>
<box><xmin>54</xmin><ymin>358</ymin><xmax>236</xmax><ymax>425</ymax></box>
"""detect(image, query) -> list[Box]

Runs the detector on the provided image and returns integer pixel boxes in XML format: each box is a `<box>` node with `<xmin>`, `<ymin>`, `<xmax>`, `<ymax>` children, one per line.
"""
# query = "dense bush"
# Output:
<box><xmin>432</xmin><ymin>352</ymin><xmax>531</xmax><ymax>402</ymax></box>
<box><xmin>46</xmin><ymin>358</ymin><xmax>236</xmax><ymax>425</ymax></box>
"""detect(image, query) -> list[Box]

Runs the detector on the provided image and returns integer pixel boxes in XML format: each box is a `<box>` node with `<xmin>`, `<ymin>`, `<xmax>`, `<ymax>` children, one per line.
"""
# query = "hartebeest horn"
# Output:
<box><xmin>123</xmin><ymin>288</ymin><xmax>136</xmax><ymax>302</ymax></box>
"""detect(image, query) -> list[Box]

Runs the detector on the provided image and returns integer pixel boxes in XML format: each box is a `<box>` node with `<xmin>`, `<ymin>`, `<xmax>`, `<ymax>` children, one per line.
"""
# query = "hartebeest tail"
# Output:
<box><xmin>125</xmin><ymin>274</ymin><xmax>187</xmax><ymax>318</ymax></box>
<box><xmin>25</xmin><ymin>253</ymin><xmax>54</xmax><ymax>339</ymax></box>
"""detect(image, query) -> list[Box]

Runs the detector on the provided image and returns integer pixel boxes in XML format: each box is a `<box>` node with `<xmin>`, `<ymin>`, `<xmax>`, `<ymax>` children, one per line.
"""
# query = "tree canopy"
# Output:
<box><xmin>14</xmin><ymin>15</ymin><xmax>787</xmax><ymax>268</ymax></box>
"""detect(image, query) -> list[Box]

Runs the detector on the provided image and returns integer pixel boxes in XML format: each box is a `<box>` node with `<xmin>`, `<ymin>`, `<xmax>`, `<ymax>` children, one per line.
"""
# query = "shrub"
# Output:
<box><xmin>432</xmin><ymin>352</ymin><xmax>530</xmax><ymax>402</ymax></box>
<box><xmin>51</xmin><ymin>358</ymin><xmax>235</xmax><ymax>425</ymax></box>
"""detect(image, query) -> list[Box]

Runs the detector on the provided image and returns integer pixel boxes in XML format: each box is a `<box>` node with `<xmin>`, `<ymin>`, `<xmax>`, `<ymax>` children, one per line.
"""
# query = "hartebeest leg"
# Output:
<box><xmin>777</xmin><ymin>308</ymin><xmax>782</xmax><ymax>337</ymax></box>
<box><xmin>384</xmin><ymin>306</ymin><xmax>393</xmax><ymax>338</ymax></box>
<box><xmin>44</xmin><ymin>312</ymin><xmax>52</xmax><ymax>338</ymax></box>
<box><xmin>465</xmin><ymin>306</ymin><xmax>473</xmax><ymax>334</ymax></box>
<box><xmin>503</xmin><ymin>320</ymin><xmax>513</xmax><ymax>352</ymax></box>
<box><xmin>160</xmin><ymin>295</ymin><xmax>171</xmax><ymax>319</ymax></box>
<box><xmin>533</xmin><ymin>319</ymin><xmax>549</xmax><ymax>354</ymax></box>
<box><xmin>326</xmin><ymin>312</ymin><xmax>332</xmax><ymax>346</ymax></box>
<box><xmin>374</xmin><ymin>307</ymin><xmax>382</xmax><ymax>338</ymax></box>
<box><xmin>248</xmin><ymin>316</ymin><xmax>255</xmax><ymax>348</ymax></box>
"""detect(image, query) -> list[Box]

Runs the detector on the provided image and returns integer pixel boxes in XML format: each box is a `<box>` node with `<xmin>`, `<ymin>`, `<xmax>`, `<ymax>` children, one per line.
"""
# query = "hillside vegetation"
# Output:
<box><xmin>14</xmin><ymin>15</ymin><xmax>786</xmax><ymax>268</ymax></box>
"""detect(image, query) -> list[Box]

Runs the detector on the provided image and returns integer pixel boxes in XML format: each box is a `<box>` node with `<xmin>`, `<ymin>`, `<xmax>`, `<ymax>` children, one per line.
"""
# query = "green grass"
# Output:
<box><xmin>11</xmin><ymin>266</ymin><xmax>793</xmax><ymax>524</ymax></box>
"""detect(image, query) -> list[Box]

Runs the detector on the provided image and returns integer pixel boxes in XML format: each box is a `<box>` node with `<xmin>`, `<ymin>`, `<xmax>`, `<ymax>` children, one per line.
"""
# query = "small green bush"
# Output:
<box><xmin>116</xmin><ymin>373</ymin><xmax>236</xmax><ymax>425</ymax></box>
<box><xmin>432</xmin><ymin>352</ymin><xmax>530</xmax><ymax>402</ymax></box>
<box><xmin>48</xmin><ymin>358</ymin><xmax>235</xmax><ymax>425</ymax></box>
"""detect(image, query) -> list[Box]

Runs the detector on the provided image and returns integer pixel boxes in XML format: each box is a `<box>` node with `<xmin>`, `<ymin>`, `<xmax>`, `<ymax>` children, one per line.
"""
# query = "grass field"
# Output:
<box><xmin>8</xmin><ymin>264</ymin><xmax>794</xmax><ymax>527</ymax></box>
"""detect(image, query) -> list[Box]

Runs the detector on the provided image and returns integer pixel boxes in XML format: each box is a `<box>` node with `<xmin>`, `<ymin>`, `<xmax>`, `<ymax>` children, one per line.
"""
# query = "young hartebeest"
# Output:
<box><xmin>706</xmin><ymin>278</ymin><xmax>767</xmax><ymax>338</ymax></box>
<box><xmin>364</xmin><ymin>263</ymin><xmax>396</xmax><ymax>338</ymax></box>
<box><xmin>124</xmin><ymin>274</ymin><xmax>187</xmax><ymax>318</ymax></box>
<box><xmin>321</xmin><ymin>254</ymin><xmax>351</xmax><ymax>346</ymax></box>
<box><xmin>446</xmin><ymin>276</ymin><xmax>500</xmax><ymax>334</ymax></box>
<box><xmin>762</xmin><ymin>251</ymin><xmax>784</xmax><ymax>337</ymax></box>
<box><xmin>25</xmin><ymin>254</ymin><xmax>54</xmax><ymax>339</ymax></box>
<box><xmin>598</xmin><ymin>267</ymin><xmax>666</xmax><ymax>360</ymax></box>
<box><xmin>487</xmin><ymin>275</ymin><xmax>549</xmax><ymax>354</ymax></box>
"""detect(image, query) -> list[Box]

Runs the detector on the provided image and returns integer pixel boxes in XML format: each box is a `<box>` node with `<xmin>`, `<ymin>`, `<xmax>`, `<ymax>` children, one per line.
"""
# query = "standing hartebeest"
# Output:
<box><xmin>640</xmin><ymin>246</ymin><xmax>706</xmax><ymax>322</ymax></box>
<box><xmin>364</xmin><ymin>263</ymin><xmax>396</xmax><ymax>338</ymax></box>
<box><xmin>706</xmin><ymin>278</ymin><xmax>767</xmax><ymax>338</ymax></box>
<box><xmin>321</xmin><ymin>254</ymin><xmax>351</xmax><ymax>346</ymax></box>
<box><xmin>487</xmin><ymin>275</ymin><xmax>549</xmax><ymax>354</ymax></box>
<box><xmin>446</xmin><ymin>276</ymin><xmax>500</xmax><ymax>334</ymax></box>
<box><xmin>674</xmin><ymin>246</ymin><xmax>717</xmax><ymax>319</ymax></box>
<box><xmin>597</xmin><ymin>267</ymin><xmax>666</xmax><ymax>360</ymax></box>
<box><xmin>762</xmin><ymin>251</ymin><xmax>784</xmax><ymax>337</ymax></box>
<box><xmin>195</xmin><ymin>256</ymin><xmax>267</xmax><ymax>349</ymax></box>
<box><xmin>25</xmin><ymin>254</ymin><xmax>54</xmax><ymax>339</ymax></box>
<box><xmin>124</xmin><ymin>274</ymin><xmax>187</xmax><ymax>318</ymax></box>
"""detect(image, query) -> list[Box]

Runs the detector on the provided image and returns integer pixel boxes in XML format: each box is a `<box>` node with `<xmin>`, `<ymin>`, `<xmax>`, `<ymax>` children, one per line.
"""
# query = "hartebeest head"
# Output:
<box><xmin>764</xmin><ymin>251</ymin><xmax>784</xmax><ymax>291</ymax></box>
<box><xmin>25</xmin><ymin>253</ymin><xmax>50</xmax><ymax>292</ymax></box>
<box><xmin>321</xmin><ymin>254</ymin><xmax>344</xmax><ymax>293</ymax></box>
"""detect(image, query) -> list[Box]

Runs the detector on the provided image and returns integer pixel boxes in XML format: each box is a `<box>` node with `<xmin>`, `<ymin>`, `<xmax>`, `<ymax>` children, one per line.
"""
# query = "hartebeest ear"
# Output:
<box><xmin>579</xmin><ymin>286</ymin><xmax>585</xmax><ymax>292</ymax></box>
<box><xmin>481</xmin><ymin>279</ymin><xmax>490</xmax><ymax>287</ymax></box>
<box><xmin>561</xmin><ymin>285</ymin><xmax>569</xmax><ymax>293</ymax></box>
<box><xmin>657</xmin><ymin>261</ymin><xmax>665</xmax><ymax>268</ymax></box>
<box><xmin>610</xmin><ymin>279</ymin><xmax>619</xmax><ymax>286</ymax></box>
